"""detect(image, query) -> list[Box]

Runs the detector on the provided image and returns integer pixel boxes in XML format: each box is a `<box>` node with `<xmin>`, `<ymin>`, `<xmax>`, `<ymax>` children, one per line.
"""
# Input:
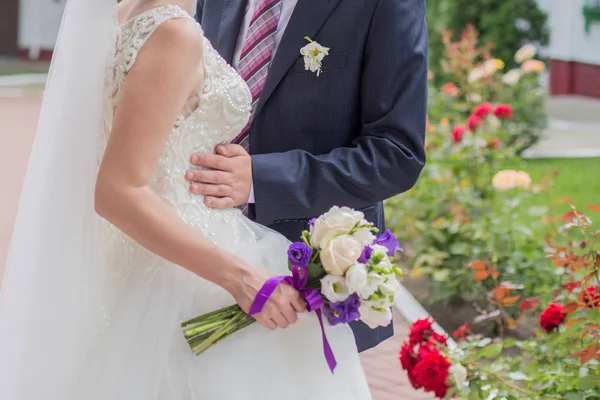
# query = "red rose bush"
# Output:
<box><xmin>400</xmin><ymin>206</ymin><xmax>600</xmax><ymax>398</ymax></box>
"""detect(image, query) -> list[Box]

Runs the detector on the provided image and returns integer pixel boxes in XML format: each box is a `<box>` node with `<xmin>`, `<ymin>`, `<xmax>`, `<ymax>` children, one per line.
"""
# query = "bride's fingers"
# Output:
<box><xmin>292</xmin><ymin>297</ymin><xmax>307</xmax><ymax>313</ymax></box>
<box><xmin>269</xmin><ymin>310</ymin><xmax>290</xmax><ymax>329</ymax></box>
<box><xmin>280</xmin><ymin>303</ymin><xmax>298</xmax><ymax>325</ymax></box>
<box><xmin>254</xmin><ymin>314</ymin><xmax>277</xmax><ymax>331</ymax></box>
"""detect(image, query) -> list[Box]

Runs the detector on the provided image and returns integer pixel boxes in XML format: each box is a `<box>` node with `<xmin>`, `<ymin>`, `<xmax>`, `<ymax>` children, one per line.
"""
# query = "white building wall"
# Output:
<box><xmin>538</xmin><ymin>0</ymin><xmax>600</xmax><ymax>65</ymax></box>
<box><xmin>18</xmin><ymin>0</ymin><xmax>65</xmax><ymax>58</ymax></box>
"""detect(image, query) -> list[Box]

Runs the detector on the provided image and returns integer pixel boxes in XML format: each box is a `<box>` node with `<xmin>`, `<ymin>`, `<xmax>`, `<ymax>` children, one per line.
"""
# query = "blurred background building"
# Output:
<box><xmin>4</xmin><ymin>0</ymin><xmax>600</xmax><ymax>97</ymax></box>
<box><xmin>0</xmin><ymin>0</ymin><xmax>64</xmax><ymax>60</ymax></box>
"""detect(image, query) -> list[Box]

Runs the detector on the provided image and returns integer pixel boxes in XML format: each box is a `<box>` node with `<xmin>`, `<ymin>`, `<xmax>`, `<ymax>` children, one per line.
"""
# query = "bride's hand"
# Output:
<box><xmin>226</xmin><ymin>263</ymin><xmax>307</xmax><ymax>330</ymax></box>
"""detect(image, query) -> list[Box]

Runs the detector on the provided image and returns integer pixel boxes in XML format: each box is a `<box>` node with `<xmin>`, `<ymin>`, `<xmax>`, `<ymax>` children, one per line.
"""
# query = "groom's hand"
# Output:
<box><xmin>186</xmin><ymin>144</ymin><xmax>252</xmax><ymax>208</ymax></box>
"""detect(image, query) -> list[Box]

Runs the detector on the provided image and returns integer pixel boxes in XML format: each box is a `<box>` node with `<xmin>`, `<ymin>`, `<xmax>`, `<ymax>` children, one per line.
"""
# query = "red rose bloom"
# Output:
<box><xmin>408</xmin><ymin>371</ymin><xmax>423</xmax><ymax>390</ymax></box>
<box><xmin>467</xmin><ymin>114</ymin><xmax>483</xmax><ymax>131</ymax></box>
<box><xmin>562</xmin><ymin>281</ymin><xmax>581</xmax><ymax>293</ymax></box>
<box><xmin>409</xmin><ymin>318</ymin><xmax>434</xmax><ymax>345</ymax></box>
<box><xmin>580</xmin><ymin>285</ymin><xmax>600</xmax><ymax>308</ymax></box>
<box><xmin>539</xmin><ymin>303</ymin><xmax>567</xmax><ymax>332</ymax></box>
<box><xmin>441</xmin><ymin>82</ymin><xmax>460</xmax><ymax>97</ymax></box>
<box><xmin>412</xmin><ymin>348</ymin><xmax>452</xmax><ymax>398</ymax></box>
<box><xmin>418</xmin><ymin>340</ymin><xmax>435</xmax><ymax>358</ymax></box>
<box><xmin>473</xmin><ymin>102</ymin><xmax>493</xmax><ymax>118</ymax></box>
<box><xmin>399</xmin><ymin>342</ymin><xmax>417</xmax><ymax>372</ymax></box>
<box><xmin>431</xmin><ymin>332</ymin><xmax>448</xmax><ymax>346</ymax></box>
<box><xmin>494</xmin><ymin>104</ymin><xmax>514</xmax><ymax>119</ymax></box>
<box><xmin>519</xmin><ymin>297</ymin><xmax>540</xmax><ymax>311</ymax></box>
<box><xmin>453</xmin><ymin>322</ymin><xmax>472</xmax><ymax>343</ymax></box>
<box><xmin>399</xmin><ymin>341</ymin><xmax>423</xmax><ymax>389</ymax></box>
<box><xmin>452</xmin><ymin>125</ymin><xmax>467</xmax><ymax>143</ymax></box>
<box><xmin>488</xmin><ymin>138</ymin><xmax>501</xmax><ymax>148</ymax></box>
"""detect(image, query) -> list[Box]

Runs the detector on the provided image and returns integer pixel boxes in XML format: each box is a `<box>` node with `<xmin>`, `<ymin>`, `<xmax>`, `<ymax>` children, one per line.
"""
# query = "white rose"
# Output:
<box><xmin>321</xmin><ymin>275</ymin><xmax>350</xmax><ymax>302</ymax></box>
<box><xmin>502</xmin><ymin>69</ymin><xmax>521</xmax><ymax>86</ymax></box>
<box><xmin>468</xmin><ymin>67</ymin><xmax>485</xmax><ymax>83</ymax></box>
<box><xmin>352</xmin><ymin>227</ymin><xmax>375</xmax><ymax>246</ymax></box>
<box><xmin>358</xmin><ymin>303</ymin><xmax>392</xmax><ymax>329</ymax></box>
<box><xmin>345</xmin><ymin>263</ymin><xmax>369</xmax><ymax>294</ymax></box>
<box><xmin>466</xmin><ymin>93</ymin><xmax>483</xmax><ymax>104</ymax></box>
<box><xmin>320</xmin><ymin>235</ymin><xmax>362</xmax><ymax>276</ymax></box>
<box><xmin>514</xmin><ymin>43</ymin><xmax>536</xmax><ymax>64</ymax></box>
<box><xmin>310</xmin><ymin>206</ymin><xmax>365</xmax><ymax>248</ymax></box>
<box><xmin>449</xmin><ymin>364</ymin><xmax>468</xmax><ymax>390</ymax></box>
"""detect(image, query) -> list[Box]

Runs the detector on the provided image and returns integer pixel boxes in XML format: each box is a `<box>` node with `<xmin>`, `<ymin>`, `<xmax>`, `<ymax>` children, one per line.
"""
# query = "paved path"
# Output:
<box><xmin>0</xmin><ymin>85</ymin><xmax>431</xmax><ymax>399</ymax></box>
<box><xmin>523</xmin><ymin>96</ymin><xmax>600</xmax><ymax>158</ymax></box>
<box><xmin>361</xmin><ymin>312</ymin><xmax>435</xmax><ymax>400</ymax></box>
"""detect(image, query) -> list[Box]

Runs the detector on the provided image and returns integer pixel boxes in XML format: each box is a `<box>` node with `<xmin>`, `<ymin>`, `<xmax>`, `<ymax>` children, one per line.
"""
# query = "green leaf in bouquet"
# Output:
<box><xmin>301</xmin><ymin>230</ymin><xmax>311</xmax><ymax>245</ymax></box>
<box><xmin>306</xmin><ymin>261</ymin><xmax>326</xmax><ymax>284</ymax></box>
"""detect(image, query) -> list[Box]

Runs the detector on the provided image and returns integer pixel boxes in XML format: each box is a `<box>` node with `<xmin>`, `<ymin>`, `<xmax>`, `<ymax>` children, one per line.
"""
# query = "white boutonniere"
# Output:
<box><xmin>300</xmin><ymin>36</ymin><xmax>330</xmax><ymax>76</ymax></box>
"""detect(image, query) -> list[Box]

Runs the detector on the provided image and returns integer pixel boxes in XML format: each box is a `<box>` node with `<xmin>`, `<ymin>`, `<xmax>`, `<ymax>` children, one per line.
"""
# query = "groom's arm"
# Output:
<box><xmin>251</xmin><ymin>0</ymin><xmax>427</xmax><ymax>225</ymax></box>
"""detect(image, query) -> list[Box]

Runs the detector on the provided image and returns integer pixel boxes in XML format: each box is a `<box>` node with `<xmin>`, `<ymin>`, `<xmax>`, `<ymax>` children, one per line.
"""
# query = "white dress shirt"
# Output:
<box><xmin>235</xmin><ymin>0</ymin><xmax>298</xmax><ymax>203</ymax></box>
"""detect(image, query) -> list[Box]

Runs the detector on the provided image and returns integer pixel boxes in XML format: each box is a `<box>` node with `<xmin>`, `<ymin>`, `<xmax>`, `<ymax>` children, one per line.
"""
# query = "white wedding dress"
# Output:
<box><xmin>57</xmin><ymin>5</ymin><xmax>371</xmax><ymax>399</ymax></box>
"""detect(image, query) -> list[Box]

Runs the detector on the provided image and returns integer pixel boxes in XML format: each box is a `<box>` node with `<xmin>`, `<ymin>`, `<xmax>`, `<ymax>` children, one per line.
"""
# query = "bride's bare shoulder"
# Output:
<box><xmin>150</xmin><ymin>17</ymin><xmax>203</xmax><ymax>51</ymax></box>
<box><xmin>136</xmin><ymin>16</ymin><xmax>204</xmax><ymax>71</ymax></box>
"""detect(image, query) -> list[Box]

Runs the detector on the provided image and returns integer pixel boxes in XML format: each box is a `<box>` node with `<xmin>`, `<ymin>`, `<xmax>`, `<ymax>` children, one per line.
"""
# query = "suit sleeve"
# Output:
<box><xmin>251</xmin><ymin>0</ymin><xmax>428</xmax><ymax>226</ymax></box>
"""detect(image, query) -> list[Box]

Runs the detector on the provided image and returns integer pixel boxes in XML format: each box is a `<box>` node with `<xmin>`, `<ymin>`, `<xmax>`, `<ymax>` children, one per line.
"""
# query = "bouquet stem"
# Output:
<box><xmin>183</xmin><ymin>305</ymin><xmax>256</xmax><ymax>355</ymax></box>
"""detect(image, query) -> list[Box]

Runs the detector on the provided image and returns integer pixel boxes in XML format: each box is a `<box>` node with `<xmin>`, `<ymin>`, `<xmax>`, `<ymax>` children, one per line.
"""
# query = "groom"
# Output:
<box><xmin>188</xmin><ymin>0</ymin><xmax>427</xmax><ymax>352</ymax></box>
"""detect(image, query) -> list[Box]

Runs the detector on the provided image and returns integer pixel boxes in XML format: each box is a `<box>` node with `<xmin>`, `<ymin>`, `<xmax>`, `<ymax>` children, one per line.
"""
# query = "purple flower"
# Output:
<box><xmin>324</xmin><ymin>294</ymin><xmax>361</xmax><ymax>326</ymax></box>
<box><xmin>358</xmin><ymin>246</ymin><xmax>373</xmax><ymax>264</ymax></box>
<box><xmin>373</xmin><ymin>229</ymin><xmax>403</xmax><ymax>256</ymax></box>
<box><xmin>287</xmin><ymin>242</ymin><xmax>313</xmax><ymax>267</ymax></box>
<box><xmin>308</xmin><ymin>218</ymin><xmax>316</xmax><ymax>227</ymax></box>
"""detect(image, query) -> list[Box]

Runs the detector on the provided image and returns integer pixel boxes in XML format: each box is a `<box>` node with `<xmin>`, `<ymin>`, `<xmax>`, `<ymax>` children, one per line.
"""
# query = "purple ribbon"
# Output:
<box><xmin>248</xmin><ymin>265</ymin><xmax>337</xmax><ymax>373</ymax></box>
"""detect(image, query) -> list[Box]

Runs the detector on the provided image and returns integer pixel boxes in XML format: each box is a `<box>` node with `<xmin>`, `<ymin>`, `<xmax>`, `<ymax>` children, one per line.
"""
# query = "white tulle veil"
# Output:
<box><xmin>0</xmin><ymin>0</ymin><xmax>117</xmax><ymax>397</ymax></box>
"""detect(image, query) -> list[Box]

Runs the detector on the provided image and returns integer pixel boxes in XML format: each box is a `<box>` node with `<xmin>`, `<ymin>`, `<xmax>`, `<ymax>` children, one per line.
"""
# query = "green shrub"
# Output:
<box><xmin>428</xmin><ymin>0</ymin><xmax>549</xmax><ymax>83</ymax></box>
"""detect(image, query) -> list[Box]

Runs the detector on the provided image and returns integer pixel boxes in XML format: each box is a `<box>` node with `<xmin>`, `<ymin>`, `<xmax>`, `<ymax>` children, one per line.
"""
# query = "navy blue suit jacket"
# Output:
<box><xmin>196</xmin><ymin>0</ymin><xmax>427</xmax><ymax>352</ymax></box>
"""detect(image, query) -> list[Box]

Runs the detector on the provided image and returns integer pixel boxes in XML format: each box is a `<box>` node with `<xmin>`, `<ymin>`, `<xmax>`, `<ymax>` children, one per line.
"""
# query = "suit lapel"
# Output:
<box><xmin>210</xmin><ymin>0</ymin><xmax>247</xmax><ymax>65</ymax></box>
<box><xmin>254</xmin><ymin>0</ymin><xmax>341</xmax><ymax>116</ymax></box>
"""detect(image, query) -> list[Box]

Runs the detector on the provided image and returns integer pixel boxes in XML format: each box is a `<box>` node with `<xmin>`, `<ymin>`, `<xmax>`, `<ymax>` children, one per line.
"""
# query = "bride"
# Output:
<box><xmin>0</xmin><ymin>0</ymin><xmax>372</xmax><ymax>398</ymax></box>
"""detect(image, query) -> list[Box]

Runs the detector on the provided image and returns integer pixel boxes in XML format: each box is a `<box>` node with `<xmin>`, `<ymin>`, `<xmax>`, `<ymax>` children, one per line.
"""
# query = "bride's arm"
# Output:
<box><xmin>95</xmin><ymin>20</ymin><xmax>304</xmax><ymax>329</ymax></box>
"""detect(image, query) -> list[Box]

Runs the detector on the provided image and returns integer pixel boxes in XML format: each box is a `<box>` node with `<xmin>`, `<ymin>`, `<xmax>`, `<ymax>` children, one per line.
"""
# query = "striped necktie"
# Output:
<box><xmin>232</xmin><ymin>0</ymin><xmax>283</xmax><ymax>150</ymax></box>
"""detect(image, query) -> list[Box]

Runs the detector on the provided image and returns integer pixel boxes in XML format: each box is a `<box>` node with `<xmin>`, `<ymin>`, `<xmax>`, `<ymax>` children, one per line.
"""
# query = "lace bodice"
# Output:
<box><xmin>100</xmin><ymin>5</ymin><xmax>253</xmax><ymax>285</ymax></box>
<box><xmin>105</xmin><ymin>5</ymin><xmax>251</xmax><ymax>208</ymax></box>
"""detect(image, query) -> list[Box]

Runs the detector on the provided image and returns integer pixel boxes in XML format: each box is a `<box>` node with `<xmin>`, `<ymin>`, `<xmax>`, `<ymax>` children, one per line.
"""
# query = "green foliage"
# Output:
<box><xmin>442</xmin><ymin>207</ymin><xmax>600</xmax><ymax>398</ymax></box>
<box><xmin>387</xmin><ymin>101</ymin><xmax>555</xmax><ymax>307</ymax></box>
<box><xmin>427</xmin><ymin>0</ymin><xmax>549</xmax><ymax>82</ymax></box>
<box><xmin>428</xmin><ymin>25</ymin><xmax>547</xmax><ymax>152</ymax></box>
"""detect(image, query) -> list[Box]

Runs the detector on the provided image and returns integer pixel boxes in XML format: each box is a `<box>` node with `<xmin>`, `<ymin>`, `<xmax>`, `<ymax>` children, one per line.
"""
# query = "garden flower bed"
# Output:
<box><xmin>385</xmin><ymin>30</ymin><xmax>600</xmax><ymax>398</ymax></box>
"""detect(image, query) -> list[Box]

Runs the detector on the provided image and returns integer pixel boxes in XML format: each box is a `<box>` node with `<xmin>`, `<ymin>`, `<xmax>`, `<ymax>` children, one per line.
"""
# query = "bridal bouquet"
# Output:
<box><xmin>181</xmin><ymin>206</ymin><xmax>403</xmax><ymax>371</ymax></box>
